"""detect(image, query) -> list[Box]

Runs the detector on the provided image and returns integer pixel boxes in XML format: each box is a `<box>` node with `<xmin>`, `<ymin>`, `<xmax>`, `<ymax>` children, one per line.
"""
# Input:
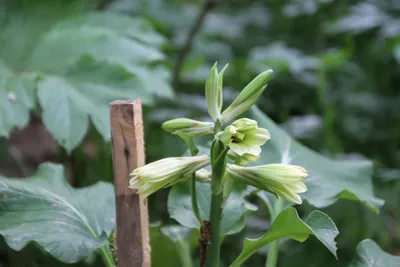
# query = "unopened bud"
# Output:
<box><xmin>221</xmin><ymin>70</ymin><xmax>273</xmax><ymax>123</ymax></box>
<box><xmin>162</xmin><ymin>118</ymin><xmax>214</xmax><ymax>137</ymax></box>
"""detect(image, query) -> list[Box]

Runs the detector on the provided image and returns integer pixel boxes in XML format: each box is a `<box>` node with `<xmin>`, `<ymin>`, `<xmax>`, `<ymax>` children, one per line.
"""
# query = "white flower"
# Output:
<box><xmin>216</xmin><ymin>118</ymin><xmax>270</xmax><ymax>158</ymax></box>
<box><xmin>227</xmin><ymin>164</ymin><xmax>308</xmax><ymax>204</ymax></box>
<box><xmin>129</xmin><ymin>155</ymin><xmax>210</xmax><ymax>197</ymax></box>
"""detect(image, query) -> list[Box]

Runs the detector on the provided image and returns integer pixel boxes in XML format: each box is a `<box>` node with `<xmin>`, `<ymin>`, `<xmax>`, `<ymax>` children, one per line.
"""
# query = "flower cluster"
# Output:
<box><xmin>129</xmin><ymin>63</ymin><xmax>309</xmax><ymax>204</ymax></box>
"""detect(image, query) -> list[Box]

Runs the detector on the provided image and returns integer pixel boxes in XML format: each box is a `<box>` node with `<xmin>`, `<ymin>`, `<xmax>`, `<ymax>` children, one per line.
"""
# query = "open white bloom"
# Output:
<box><xmin>217</xmin><ymin>118</ymin><xmax>270</xmax><ymax>158</ymax></box>
<box><xmin>227</xmin><ymin>164</ymin><xmax>308</xmax><ymax>204</ymax></box>
<box><xmin>129</xmin><ymin>155</ymin><xmax>210</xmax><ymax>197</ymax></box>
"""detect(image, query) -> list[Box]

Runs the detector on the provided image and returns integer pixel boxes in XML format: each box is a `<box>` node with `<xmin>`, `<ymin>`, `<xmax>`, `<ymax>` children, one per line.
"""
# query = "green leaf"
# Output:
<box><xmin>161</xmin><ymin>225</ymin><xmax>194</xmax><ymax>267</ymax></box>
<box><xmin>0</xmin><ymin>62</ymin><xmax>37</xmax><ymax>137</ymax></box>
<box><xmin>37</xmin><ymin>55</ymin><xmax>154</xmax><ymax>151</ymax></box>
<box><xmin>249</xmin><ymin>106</ymin><xmax>384</xmax><ymax>212</ymax></box>
<box><xmin>349</xmin><ymin>239</ymin><xmax>400</xmax><ymax>267</ymax></box>
<box><xmin>0</xmin><ymin>163</ymin><xmax>116</xmax><ymax>264</ymax></box>
<box><xmin>150</xmin><ymin>225</ymin><xmax>181</xmax><ymax>267</ymax></box>
<box><xmin>0</xmin><ymin>2</ymin><xmax>172</xmax><ymax>149</ymax></box>
<box><xmin>230</xmin><ymin>207</ymin><xmax>339</xmax><ymax>267</ymax></box>
<box><xmin>168</xmin><ymin>182</ymin><xmax>257</xmax><ymax>236</ymax></box>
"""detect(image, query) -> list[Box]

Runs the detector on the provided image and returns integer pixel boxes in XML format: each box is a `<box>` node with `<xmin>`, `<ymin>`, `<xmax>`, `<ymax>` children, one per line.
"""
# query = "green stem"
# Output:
<box><xmin>206</xmin><ymin>192</ymin><xmax>223</xmax><ymax>267</ymax></box>
<box><xmin>266</xmin><ymin>197</ymin><xmax>284</xmax><ymax>267</ymax></box>
<box><xmin>177</xmin><ymin>240</ymin><xmax>194</xmax><ymax>267</ymax></box>
<box><xmin>191</xmin><ymin>175</ymin><xmax>203</xmax><ymax>224</ymax></box>
<box><xmin>100</xmin><ymin>245</ymin><xmax>115</xmax><ymax>267</ymax></box>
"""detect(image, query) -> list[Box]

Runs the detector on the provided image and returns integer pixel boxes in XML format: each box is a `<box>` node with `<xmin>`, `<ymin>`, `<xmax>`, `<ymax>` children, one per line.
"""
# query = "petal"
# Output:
<box><xmin>229</xmin><ymin>142</ymin><xmax>261</xmax><ymax>157</ymax></box>
<box><xmin>232</xmin><ymin>118</ymin><xmax>258</xmax><ymax>131</ymax></box>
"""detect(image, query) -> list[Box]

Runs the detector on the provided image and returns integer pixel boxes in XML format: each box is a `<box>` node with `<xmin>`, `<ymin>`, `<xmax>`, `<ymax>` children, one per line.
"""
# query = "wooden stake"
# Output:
<box><xmin>110</xmin><ymin>99</ymin><xmax>150</xmax><ymax>267</ymax></box>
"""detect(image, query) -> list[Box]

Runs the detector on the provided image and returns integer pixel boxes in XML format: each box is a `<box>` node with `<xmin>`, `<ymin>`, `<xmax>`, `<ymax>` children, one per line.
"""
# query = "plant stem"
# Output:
<box><xmin>191</xmin><ymin>174</ymin><xmax>203</xmax><ymax>224</ymax></box>
<box><xmin>206</xmin><ymin>191</ymin><xmax>223</xmax><ymax>267</ymax></box>
<box><xmin>266</xmin><ymin>197</ymin><xmax>284</xmax><ymax>267</ymax></box>
<box><xmin>100</xmin><ymin>245</ymin><xmax>115</xmax><ymax>267</ymax></box>
<box><xmin>177</xmin><ymin>240</ymin><xmax>194</xmax><ymax>267</ymax></box>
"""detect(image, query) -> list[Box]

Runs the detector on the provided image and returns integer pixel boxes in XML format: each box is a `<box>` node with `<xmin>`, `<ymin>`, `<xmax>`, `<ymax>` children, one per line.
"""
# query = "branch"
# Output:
<box><xmin>172</xmin><ymin>0</ymin><xmax>217</xmax><ymax>87</ymax></box>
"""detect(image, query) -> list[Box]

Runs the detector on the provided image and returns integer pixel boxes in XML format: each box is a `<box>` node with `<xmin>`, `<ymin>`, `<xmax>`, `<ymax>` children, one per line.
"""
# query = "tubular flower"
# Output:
<box><xmin>162</xmin><ymin>118</ymin><xmax>214</xmax><ymax>137</ymax></box>
<box><xmin>216</xmin><ymin>118</ymin><xmax>270</xmax><ymax>158</ymax></box>
<box><xmin>227</xmin><ymin>164</ymin><xmax>308</xmax><ymax>204</ymax></box>
<box><xmin>129</xmin><ymin>155</ymin><xmax>210</xmax><ymax>197</ymax></box>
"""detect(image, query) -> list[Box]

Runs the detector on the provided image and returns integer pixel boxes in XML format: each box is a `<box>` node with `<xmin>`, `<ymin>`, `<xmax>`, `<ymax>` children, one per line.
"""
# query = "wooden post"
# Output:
<box><xmin>110</xmin><ymin>99</ymin><xmax>151</xmax><ymax>267</ymax></box>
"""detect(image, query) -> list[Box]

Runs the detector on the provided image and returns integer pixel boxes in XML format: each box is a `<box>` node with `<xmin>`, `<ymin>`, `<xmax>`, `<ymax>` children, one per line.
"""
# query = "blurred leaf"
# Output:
<box><xmin>327</xmin><ymin>3</ymin><xmax>388</xmax><ymax>34</ymax></box>
<box><xmin>161</xmin><ymin>225</ymin><xmax>194</xmax><ymax>267</ymax></box>
<box><xmin>0</xmin><ymin>1</ymin><xmax>172</xmax><ymax>150</ymax></box>
<box><xmin>150</xmin><ymin>225</ymin><xmax>181</xmax><ymax>267</ymax></box>
<box><xmin>230</xmin><ymin>207</ymin><xmax>339</xmax><ymax>267</ymax></box>
<box><xmin>249</xmin><ymin>42</ymin><xmax>318</xmax><ymax>85</ymax></box>
<box><xmin>349</xmin><ymin>239</ymin><xmax>400</xmax><ymax>267</ymax></box>
<box><xmin>0</xmin><ymin>163</ymin><xmax>116</xmax><ymax>263</ymax></box>
<box><xmin>249</xmin><ymin>106</ymin><xmax>384</xmax><ymax>212</ymax></box>
<box><xmin>168</xmin><ymin>182</ymin><xmax>257</xmax><ymax>236</ymax></box>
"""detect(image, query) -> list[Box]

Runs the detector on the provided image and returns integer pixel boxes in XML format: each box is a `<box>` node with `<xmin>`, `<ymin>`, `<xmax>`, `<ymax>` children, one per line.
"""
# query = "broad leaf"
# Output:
<box><xmin>250</xmin><ymin>106</ymin><xmax>384</xmax><ymax>212</ymax></box>
<box><xmin>349</xmin><ymin>239</ymin><xmax>400</xmax><ymax>267</ymax></box>
<box><xmin>0</xmin><ymin>163</ymin><xmax>116</xmax><ymax>263</ymax></box>
<box><xmin>230</xmin><ymin>207</ymin><xmax>338</xmax><ymax>267</ymax></box>
<box><xmin>161</xmin><ymin>225</ymin><xmax>194</xmax><ymax>267</ymax></box>
<box><xmin>150</xmin><ymin>225</ymin><xmax>181</xmax><ymax>267</ymax></box>
<box><xmin>168</xmin><ymin>182</ymin><xmax>257</xmax><ymax>236</ymax></box>
<box><xmin>0</xmin><ymin>1</ymin><xmax>172</xmax><ymax>150</ymax></box>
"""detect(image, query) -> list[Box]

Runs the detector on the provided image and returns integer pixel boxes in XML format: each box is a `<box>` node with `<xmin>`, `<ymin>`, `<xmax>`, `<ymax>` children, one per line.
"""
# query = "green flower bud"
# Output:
<box><xmin>216</xmin><ymin>118</ymin><xmax>270</xmax><ymax>158</ymax></box>
<box><xmin>162</xmin><ymin>118</ymin><xmax>214</xmax><ymax>137</ymax></box>
<box><xmin>227</xmin><ymin>164</ymin><xmax>308</xmax><ymax>204</ymax></box>
<box><xmin>129</xmin><ymin>155</ymin><xmax>210</xmax><ymax>197</ymax></box>
<box><xmin>221</xmin><ymin>69</ymin><xmax>273</xmax><ymax>124</ymax></box>
<box><xmin>205</xmin><ymin>62</ymin><xmax>228</xmax><ymax>121</ymax></box>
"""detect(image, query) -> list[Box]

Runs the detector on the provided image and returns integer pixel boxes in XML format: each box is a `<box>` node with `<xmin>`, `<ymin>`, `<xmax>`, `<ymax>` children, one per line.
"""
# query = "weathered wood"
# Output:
<box><xmin>110</xmin><ymin>99</ymin><xmax>150</xmax><ymax>267</ymax></box>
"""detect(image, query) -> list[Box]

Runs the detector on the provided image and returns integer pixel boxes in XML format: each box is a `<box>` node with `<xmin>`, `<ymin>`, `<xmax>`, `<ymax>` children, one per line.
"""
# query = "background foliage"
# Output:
<box><xmin>0</xmin><ymin>0</ymin><xmax>399</xmax><ymax>266</ymax></box>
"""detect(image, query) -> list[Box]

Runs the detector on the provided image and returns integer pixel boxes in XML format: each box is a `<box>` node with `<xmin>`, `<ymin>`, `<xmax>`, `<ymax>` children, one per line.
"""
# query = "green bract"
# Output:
<box><xmin>217</xmin><ymin>118</ymin><xmax>270</xmax><ymax>158</ymax></box>
<box><xmin>129</xmin><ymin>155</ymin><xmax>210</xmax><ymax>197</ymax></box>
<box><xmin>162</xmin><ymin>118</ymin><xmax>214</xmax><ymax>137</ymax></box>
<box><xmin>227</xmin><ymin>164</ymin><xmax>308</xmax><ymax>204</ymax></box>
<box><xmin>221</xmin><ymin>69</ymin><xmax>273</xmax><ymax>124</ymax></box>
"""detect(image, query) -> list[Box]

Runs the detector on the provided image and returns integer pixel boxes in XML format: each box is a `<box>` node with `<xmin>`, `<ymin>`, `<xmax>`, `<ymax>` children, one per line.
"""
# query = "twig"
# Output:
<box><xmin>172</xmin><ymin>0</ymin><xmax>218</xmax><ymax>87</ymax></box>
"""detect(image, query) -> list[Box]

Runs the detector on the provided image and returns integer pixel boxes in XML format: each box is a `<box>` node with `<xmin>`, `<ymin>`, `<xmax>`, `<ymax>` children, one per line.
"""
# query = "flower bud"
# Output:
<box><xmin>227</xmin><ymin>164</ymin><xmax>308</xmax><ymax>204</ymax></box>
<box><xmin>221</xmin><ymin>69</ymin><xmax>273</xmax><ymax>123</ymax></box>
<box><xmin>216</xmin><ymin>118</ymin><xmax>270</xmax><ymax>158</ymax></box>
<box><xmin>205</xmin><ymin>62</ymin><xmax>228</xmax><ymax>121</ymax></box>
<box><xmin>129</xmin><ymin>155</ymin><xmax>210</xmax><ymax>197</ymax></box>
<box><xmin>162</xmin><ymin>118</ymin><xmax>214</xmax><ymax>137</ymax></box>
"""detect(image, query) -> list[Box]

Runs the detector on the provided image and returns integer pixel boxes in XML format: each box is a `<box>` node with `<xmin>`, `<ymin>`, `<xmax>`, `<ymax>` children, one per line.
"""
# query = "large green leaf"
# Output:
<box><xmin>0</xmin><ymin>163</ymin><xmax>116</xmax><ymax>263</ymax></box>
<box><xmin>249</xmin><ymin>106</ymin><xmax>384</xmax><ymax>212</ymax></box>
<box><xmin>0</xmin><ymin>1</ymin><xmax>172</xmax><ymax>150</ymax></box>
<box><xmin>349</xmin><ymin>239</ymin><xmax>400</xmax><ymax>267</ymax></box>
<box><xmin>168</xmin><ymin>182</ymin><xmax>257</xmax><ymax>236</ymax></box>
<box><xmin>230</xmin><ymin>207</ymin><xmax>339</xmax><ymax>267</ymax></box>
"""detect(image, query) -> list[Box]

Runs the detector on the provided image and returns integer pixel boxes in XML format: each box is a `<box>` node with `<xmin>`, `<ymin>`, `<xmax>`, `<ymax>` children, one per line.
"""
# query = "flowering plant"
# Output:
<box><xmin>129</xmin><ymin>63</ymin><xmax>310</xmax><ymax>266</ymax></box>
